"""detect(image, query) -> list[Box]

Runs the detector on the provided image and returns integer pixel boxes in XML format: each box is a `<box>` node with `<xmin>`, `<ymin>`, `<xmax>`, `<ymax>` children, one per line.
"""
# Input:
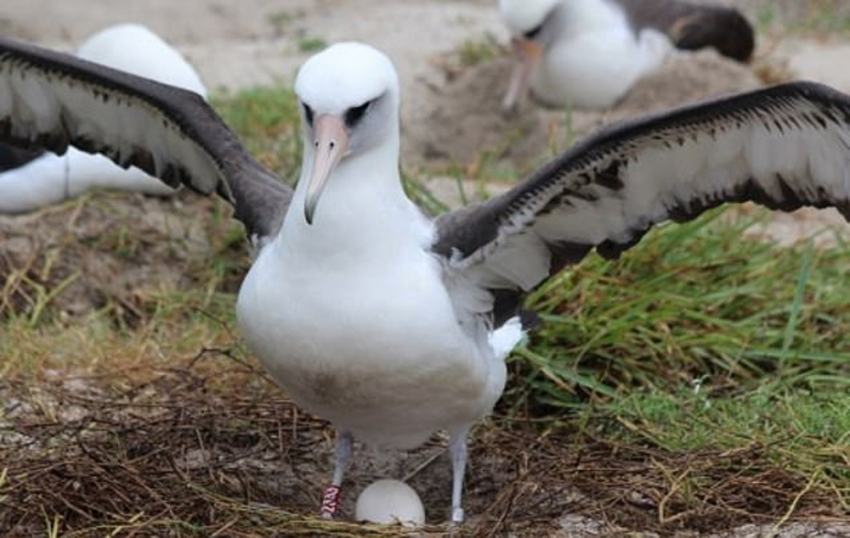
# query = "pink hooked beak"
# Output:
<box><xmin>502</xmin><ymin>37</ymin><xmax>543</xmax><ymax>113</ymax></box>
<box><xmin>304</xmin><ymin>114</ymin><xmax>350</xmax><ymax>224</ymax></box>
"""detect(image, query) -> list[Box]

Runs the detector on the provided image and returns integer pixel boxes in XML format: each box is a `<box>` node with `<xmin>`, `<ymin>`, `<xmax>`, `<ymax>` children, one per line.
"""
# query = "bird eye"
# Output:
<box><xmin>344</xmin><ymin>100</ymin><xmax>372</xmax><ymax>128</ymax></box>
<box><xmin>303</xmin><ymin>103</ymin><xmax>314</xmax><ymax>125</ymax></box>
<box><xmin>523</xmin><ymin>23</ymin><xmax>544</xmax><ymax>40</ymax></box>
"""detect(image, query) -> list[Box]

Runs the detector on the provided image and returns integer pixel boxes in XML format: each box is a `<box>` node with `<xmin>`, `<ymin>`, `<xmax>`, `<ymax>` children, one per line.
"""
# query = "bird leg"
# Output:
<box><xmin>448</xmin><ymin>427</ymin><xmax>470</xmax><ymax>524</ymax></box>
<box><xmin>321</xmin><ymin>430</ymin><xmax>353</xmax><ymax>519</ymax></box>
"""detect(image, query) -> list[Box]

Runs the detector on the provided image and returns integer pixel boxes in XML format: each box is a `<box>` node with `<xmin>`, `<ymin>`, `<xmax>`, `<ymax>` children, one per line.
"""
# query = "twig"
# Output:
<box><xmin>766</xmin><ymin>468</ymin><xmax>821</xmax><ymax>538</ymax></box>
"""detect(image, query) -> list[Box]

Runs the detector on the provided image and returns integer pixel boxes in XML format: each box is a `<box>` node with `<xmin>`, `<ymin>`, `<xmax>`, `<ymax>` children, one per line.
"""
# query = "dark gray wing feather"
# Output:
<box><xmin>616</xmin><ymin>0</ymin><xmax>755</xmax><ymax>62</ymax></box>
<box><xmin>0</xmin><ymin>35</ymin><xmax>290</xmax><ymax>241</ymax></box>
<box><xmin>435</xmin><ymin>82</ymin><xmax>850</xmax><ymax>326</ymax></box>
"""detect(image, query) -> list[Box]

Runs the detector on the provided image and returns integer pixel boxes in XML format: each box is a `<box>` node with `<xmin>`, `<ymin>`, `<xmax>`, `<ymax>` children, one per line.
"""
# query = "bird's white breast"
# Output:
<box><xmin>236</xmin><ymin>193</ymin><xmax>505</xmax><ymax>448</ymax></box>
<box><xmin>533</xmin><ymin>0</ymin><xmax>672</xmax><ymax>109</ymax></box>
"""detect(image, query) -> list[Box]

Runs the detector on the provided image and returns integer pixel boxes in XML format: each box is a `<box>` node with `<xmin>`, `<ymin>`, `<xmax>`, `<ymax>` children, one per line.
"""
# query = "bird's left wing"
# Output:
<box><xmin>0</xmin><ymin>35</ymin><xmax>291</xmax><ymax>241</ymax></box>
<box><xmin>434</xmin><ymin>82</ymin><xmax>850</xmax><ymax>326</ymax></box>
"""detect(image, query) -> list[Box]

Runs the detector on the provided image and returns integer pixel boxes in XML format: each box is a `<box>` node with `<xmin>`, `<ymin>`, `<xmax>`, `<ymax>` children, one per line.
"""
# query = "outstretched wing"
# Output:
<box><xmin>0</xmin><ymin>35</ymin><xmax>291</xmax><ymax>241</ymax></box>
<box><xmin>434</xmin><ymin>82</ymin><xmax>850</xmax><ymax>326</ymax></box>
<box><xmin>617</xmin><ymin>0</ymin><xmax>755</xmax><ymax>62</ymax></box>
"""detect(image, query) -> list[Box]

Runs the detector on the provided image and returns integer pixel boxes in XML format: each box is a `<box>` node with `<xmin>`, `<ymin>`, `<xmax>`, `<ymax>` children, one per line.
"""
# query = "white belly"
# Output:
<box><xmin>236</xmin><ymin>242</ymin><xmax>506</xmax><ymax>449</ymax></box>
<box><xmin>533</xmin><ymin>28</ymin><xmax>672</xmax><ymax>109</ymax></box>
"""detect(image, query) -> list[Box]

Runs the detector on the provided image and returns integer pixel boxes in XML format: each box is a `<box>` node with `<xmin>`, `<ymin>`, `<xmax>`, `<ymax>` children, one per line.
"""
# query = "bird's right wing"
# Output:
<box><xmin>0</xmin><ymin>35</ymin><xmax>291</xmax><ymax>241</ymax></box>
<box><xmin>434</xmin><ymin>82</ymin><xmax>850</xmax><ymax>327</ymax></box>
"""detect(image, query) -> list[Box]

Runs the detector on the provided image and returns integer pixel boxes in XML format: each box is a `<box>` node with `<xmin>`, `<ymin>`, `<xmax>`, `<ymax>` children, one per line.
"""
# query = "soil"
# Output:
<box><xmin>1</xmin><ymin>1</ymin><xmax>849</xmax><ymax>536</ymax></box>
<box><xmin>407</xmin><ymin>49</ymin><xmax>762</xmax><ymax>171</ymax></box>
<box><xmin>0</xmin><ymin>192</ymin><xmax>224</xmax><ymax>319</ymax></box>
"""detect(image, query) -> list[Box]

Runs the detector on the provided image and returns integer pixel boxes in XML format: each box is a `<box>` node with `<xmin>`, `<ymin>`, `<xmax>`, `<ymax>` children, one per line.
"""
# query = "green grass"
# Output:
<box><xmin>298</xmin><ymin>36</ymin><xmax>327</xmax><ymax>53</ymax></box>
<box><xmin>600</xmin><ymin>387</ymin><xmax>850</xmax><ymax>499</ymax></box>
<box><xmin>457</xmin><ymin>33</ymin><xmax>503</xmax><ymax>67</ymax></box>
<box><xmin>755</xmin><ymin>0</ymin><xmax>850</xmax><ymax>37</ymax></box>
<box><xmin>495</xmin><ymin>206</ymin><xmax>849</xmax><ymax>510</ymax></box>
<box><xmin>505</xmin><ymin>210</ymin><xmax>848</xmax><ymax>409</ymax></box>
<box><xmin>266</xmin><ymin>11</ymin><xmax>297</xmax><ymax>35</ymax></box>
<box><xmin>211</xmin><ymin>85</ymin><xmax>303</xmax><ymax>185</ymax></box>
<box><xmin>607</xmin><ymin>386</ymin><xmax>850</xmax><ymax>453</ymax></box>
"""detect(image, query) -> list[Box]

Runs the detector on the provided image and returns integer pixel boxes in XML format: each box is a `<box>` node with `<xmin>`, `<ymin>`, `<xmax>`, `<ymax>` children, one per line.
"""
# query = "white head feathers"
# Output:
<box><xmin>295</xmin><ymin>42</ymin><xmax>399</xmax><ymax>115</ymax></box>
<box><xmin>498</xmin><ymin>0</ymin><xmax>561</xmax><ymax>34</ymax></box>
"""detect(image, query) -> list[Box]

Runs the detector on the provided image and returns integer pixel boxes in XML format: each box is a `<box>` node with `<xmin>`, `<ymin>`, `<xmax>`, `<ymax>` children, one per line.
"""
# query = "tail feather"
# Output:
<box><xmin>617</xmin><ymin>0</ymin><xmax>755</xmax><ymax>62</ymax></box>
<box><xmin>0</xmin><ymin>142</ymin><xmax>44</xmax><ymax>172</ymax></box>
<box><xmin>488</xmin><ymin>316</ymin><xmax>526</xmax><ymax>360</ymax></box>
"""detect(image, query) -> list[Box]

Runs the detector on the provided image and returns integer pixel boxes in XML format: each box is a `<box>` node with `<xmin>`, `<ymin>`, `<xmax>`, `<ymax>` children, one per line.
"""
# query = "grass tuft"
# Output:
<box><xmin>503</xmin><ymin>208</ymin><xmax>849</xmax><ymax>414</ymax></box>
<box><xmin>211</xmin><ymin>85</ymin><xmax>303</xmax><ymax>185</ymax></box>
<box><xmin>457</xmin><ymin>33</ymin><xmax>504</xmax><ymax>67</ymax></box>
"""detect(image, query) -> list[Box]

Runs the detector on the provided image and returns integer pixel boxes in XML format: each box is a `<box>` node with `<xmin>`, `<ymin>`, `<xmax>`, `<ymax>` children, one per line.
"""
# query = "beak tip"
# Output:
<box><xmin>501</xmin><ymin>99</ymin><xmax>519</xmax><ymax>116</ymax></box>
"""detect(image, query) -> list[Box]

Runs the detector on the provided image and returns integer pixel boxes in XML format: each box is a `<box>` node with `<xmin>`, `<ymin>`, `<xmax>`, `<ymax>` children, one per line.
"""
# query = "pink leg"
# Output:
<box><xmin>321</xmin><ymin>430</ymin><xmax>353</xmax><ymax>519</ymax></box>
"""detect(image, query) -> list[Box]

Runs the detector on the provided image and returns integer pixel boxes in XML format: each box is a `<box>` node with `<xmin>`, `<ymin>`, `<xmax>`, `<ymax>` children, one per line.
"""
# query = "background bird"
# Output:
<box><xmin>499</xmin><ymin>0</ymin><xmax>755</xmax><ymax>111</ymax></box>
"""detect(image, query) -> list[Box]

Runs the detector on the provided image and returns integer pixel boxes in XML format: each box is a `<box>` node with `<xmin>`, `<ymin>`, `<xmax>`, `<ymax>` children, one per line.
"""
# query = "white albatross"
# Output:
<box><xmin>0</xmin><ymin>38</ymin><xmax>849</xmax><ymax>524</ymax></box>
<box><xmin>0</xmin><ymin>23</ymin><xmax>206</xmax><ymax>213</ymax></box>
<box><xmin>499</xmin><ymin>0</ymin><xmax>755</xmax><ymax>111</ymax></box>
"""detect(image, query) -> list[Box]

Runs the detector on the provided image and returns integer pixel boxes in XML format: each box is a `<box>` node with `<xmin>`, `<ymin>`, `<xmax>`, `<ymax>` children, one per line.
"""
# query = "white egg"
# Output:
<box><xmin>355</xmin><ymin>479</ymin><xmax>425</xmax><ymax>527</ymax></box>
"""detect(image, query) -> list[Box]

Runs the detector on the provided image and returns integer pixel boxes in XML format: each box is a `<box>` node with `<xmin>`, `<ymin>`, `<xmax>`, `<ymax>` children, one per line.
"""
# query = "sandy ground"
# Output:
<box><xmin>4</xmin><ymin>1</ymin><xmax>850</xmax><ymax>93</ymax></box>
<box><xmin>1</xmin><ymin>1</ymin><xmax>849</xmax><ymax>536</ymax></box>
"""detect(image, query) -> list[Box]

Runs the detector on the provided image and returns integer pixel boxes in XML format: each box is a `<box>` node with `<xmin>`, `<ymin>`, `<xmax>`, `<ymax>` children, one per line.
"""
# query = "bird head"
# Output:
<box><xmin>294</xmin><ymin>42</ymin><xmax>400</xmax><ymax>224</ymax></box>
<box><xmin>498</xmin><ymin>0</ymin><xmax>560</xmax><ymax>112</ymax></box>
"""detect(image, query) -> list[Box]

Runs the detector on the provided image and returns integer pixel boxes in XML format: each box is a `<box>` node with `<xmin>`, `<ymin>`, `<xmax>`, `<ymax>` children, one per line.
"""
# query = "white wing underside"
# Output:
<box><xmin>0</xmin><ymin>67</ymin><xmax>220</xmax><ymax>190</ymax></box>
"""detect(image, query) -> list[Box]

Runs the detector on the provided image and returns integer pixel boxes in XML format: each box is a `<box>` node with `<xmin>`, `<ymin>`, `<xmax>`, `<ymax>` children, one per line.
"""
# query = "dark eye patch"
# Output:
<box><xmin>523</xmin><ymin>23</ymin><xmax>544</xmax><ymax>40</ymax></box>
<box><xmin>303</xmin><ymin>103</ymin><xmax>314</xmax><ymax>125</ymax></box>
<box><xmin>344</xmin><ymin>100</ymin><xmax>372</xmax><ymax>128</ymax></box>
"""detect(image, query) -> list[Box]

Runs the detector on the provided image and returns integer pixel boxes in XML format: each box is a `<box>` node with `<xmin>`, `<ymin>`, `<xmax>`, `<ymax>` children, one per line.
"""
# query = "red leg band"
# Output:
<box><xmin>321</xmin><ymin>485</ymin><xmax>342</xmax><ymax>518</ymax></box>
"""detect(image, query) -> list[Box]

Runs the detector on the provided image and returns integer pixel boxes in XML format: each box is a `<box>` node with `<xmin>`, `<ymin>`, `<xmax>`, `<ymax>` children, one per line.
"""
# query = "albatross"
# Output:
<box><xmin>499</xmin><ymin>0</ymin><xmax>755</xmax><ymax>110</ymax></box>
<box><xmin>0</xmin><ymin>23</ymin><xmax>206</xmax><ymax>213</ymax></box>
<box><xmin>0</xmin><ymin>37</ymin><xmax>849</xmax><ymax>524</ymax></box>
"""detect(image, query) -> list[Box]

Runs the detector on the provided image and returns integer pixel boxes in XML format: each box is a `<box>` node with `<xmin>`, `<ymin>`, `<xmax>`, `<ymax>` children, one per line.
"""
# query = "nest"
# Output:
<box><xmin>1</xmin><ymin>347</ymin><xmax>843</xmax><ymax>537</ymax></box>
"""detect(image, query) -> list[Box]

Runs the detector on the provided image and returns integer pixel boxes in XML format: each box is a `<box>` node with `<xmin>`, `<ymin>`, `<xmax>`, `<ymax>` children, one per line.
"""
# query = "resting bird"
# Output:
<box><xmin>499</xmin><ymin>0</ymin><xmax>755</xmax><ymax>111</ymax></box>
<box><xmin>0</xmin><ymin>23</ymin><xmax>206</xmax><ymax>213</ymax></box>
<box><xmin>0</xmin><ymin>37</ymin><xmax>848</xmax><ymax>524</ymax></box>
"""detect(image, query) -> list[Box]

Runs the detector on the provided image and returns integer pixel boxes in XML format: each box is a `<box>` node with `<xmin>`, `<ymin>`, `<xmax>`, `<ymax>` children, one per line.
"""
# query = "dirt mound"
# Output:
<box><xmin>0</xmin><ymin>191</ymin><xmax>246</xmax><ymax>322</ymax></box>
<box><xmin>402</xmin><ymin>50</ymin><xmax>761</xmax><ymax>172</ymax></box>
<box><xmin>402</xmin><ymin>57</ymin><xmax>553</xmax><ymax>171</ymax></box>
